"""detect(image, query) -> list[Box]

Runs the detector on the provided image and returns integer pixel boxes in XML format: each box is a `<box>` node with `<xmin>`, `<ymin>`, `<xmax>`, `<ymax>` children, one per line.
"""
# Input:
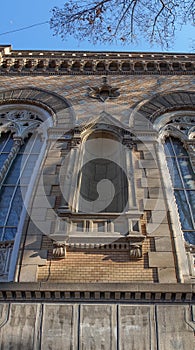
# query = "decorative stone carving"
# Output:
<box><xmin>1</xmin><ymin>47</ymin><xmax>195</xmax><ymax>75</ymax></box>
<box><xmin>161</xmin><ymin>115</ymin><xmax>195</xmax><ymax>139</ymax></box>
<box><xmin>52</xmin><ymin>242</ymin><xmax>66</xmax><ymax>258</ymax></box>
<box><xmin>0</xmin><ymin>109</ymin><xmax>42</xmax><ymax>187</ymax></box>
<box><xmin>126</xmin><ymin>231</ymin><xmax>145</xmax><ymax>259</ymax></box>
<box><xmin>0</xmin><ymin>241</ymin><xmax>14</xmax><ymax>275</ymax></box>
<box><xmin>185</xmin><ymin>242</ymin><xmax>195</xmax><ymax>254</ymax></box>
<box><xmin>87</xmin><ymin>77</ymin><xmax>120</xmax><ymax>102</ymax></box>
<box><xmin>122</xmin><ymin>138</ymin><xmax>135</xmax><ymax>149</ymax></box>
<box><xmin>0</xmin><ymin>109</ymin><xmax>41</xmax><ymax>139</ymax></box>
<box><xmin>129</xmin><ymin>243</ymin><xmax>143</xmax><ymax>259</ymax></box>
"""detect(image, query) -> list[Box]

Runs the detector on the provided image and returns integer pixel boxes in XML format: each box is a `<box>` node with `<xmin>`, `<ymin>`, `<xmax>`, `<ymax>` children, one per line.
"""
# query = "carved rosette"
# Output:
<box><xmin>87</xmin><ymin>77</ymin><xmax>120</xmax><ymax>102</ymax></box>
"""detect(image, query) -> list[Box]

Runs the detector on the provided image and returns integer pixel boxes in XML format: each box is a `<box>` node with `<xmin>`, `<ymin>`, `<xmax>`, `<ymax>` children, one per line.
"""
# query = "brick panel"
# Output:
<box><xmin>38</xmin><ymin>239</ymin><xmax>157</xmax><ymax>283</ymax></box>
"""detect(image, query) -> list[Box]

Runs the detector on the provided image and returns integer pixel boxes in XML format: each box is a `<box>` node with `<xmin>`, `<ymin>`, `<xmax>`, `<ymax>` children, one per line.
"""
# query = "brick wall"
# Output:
<box><xmin>38</xmin><ymin>238</ymin><xmax>157</xmax><ymax>283</ymax></box>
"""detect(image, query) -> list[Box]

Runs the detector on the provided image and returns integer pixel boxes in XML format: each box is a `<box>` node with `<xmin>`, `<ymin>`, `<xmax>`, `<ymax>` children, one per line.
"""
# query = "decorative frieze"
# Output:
<box><xmin>0</xmin><ymin>47</ymin><xmax>195</xmax><ymax>75</ymax></box>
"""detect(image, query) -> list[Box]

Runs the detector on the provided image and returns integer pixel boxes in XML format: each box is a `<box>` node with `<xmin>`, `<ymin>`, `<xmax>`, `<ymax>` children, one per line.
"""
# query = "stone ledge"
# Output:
<box><xmin>0</xmin><ymin>282</ymin><xmax>193</xmax><ymax>291</ymax></box>
<box><xmin>0</xmin><ymin>282</ymin><xmax>194</xmax><ymax>302</ymax></box>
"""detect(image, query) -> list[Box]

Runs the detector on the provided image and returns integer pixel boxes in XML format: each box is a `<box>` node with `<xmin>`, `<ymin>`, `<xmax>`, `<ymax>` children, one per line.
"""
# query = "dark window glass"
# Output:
<box><xmin>164</xmin><ymin>137</ymin><xmax>195</xmax><ymax>245</ymax></box>
<box><xmin>0</xmin><ymin>132</ymin><xmax>42</xmax><ymax>241</ymax></box>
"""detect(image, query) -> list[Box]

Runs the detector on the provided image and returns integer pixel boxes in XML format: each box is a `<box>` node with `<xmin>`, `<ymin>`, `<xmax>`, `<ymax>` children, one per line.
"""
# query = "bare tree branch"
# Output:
<box><xmin>49</xmin><ymin>0</ymin><xmax>195</xmax><ymax>49</ymax></box>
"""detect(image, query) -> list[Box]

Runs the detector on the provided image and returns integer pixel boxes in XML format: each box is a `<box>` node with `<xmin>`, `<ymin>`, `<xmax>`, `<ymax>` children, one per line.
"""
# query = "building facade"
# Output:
<box><xmin>0</xmin><ymin>44</ymin><xmax>195</xmax><ymax>349</ymax></box>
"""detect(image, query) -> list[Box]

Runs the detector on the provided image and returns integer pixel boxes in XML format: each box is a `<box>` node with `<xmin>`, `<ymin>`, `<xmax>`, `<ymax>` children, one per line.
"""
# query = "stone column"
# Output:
<box><xmin>124</xmin><ymin>141</ymin><xmax>137</xmax><ymax>210</ymax></box>
<box><xmin>60</xmin><ymin>134</ymin><xmax>82</xmax><ymax>212</ymax></box>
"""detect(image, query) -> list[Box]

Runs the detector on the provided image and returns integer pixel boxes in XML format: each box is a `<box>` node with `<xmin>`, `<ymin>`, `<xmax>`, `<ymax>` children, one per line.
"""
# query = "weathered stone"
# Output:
<box><xmin>139</xmin><ymin>160</ymin><xmax>158</xmax><ymax>169</ymax></box>
<box><xmin>0</xmin><ymin>304</ymin><xmax>40</xmax><ymax>350</ymax></box>
<box><xmin>41</xmin><ymin>304</ymin><xmax>77</xmax><ymax>350</ymax></box>
<box><xmin>22</xmin><ymin>250</ymin><xmax>47</xmax><ymax>265</ymax></box>
<box><xmin>19</xmin><ymin>265</ymin><xmax>38</xmax><ymax>282</ymax></box>
<box><xmin>146</xmin><ymin>168</ymin><xmax>160</xmax><ymax>177</ymax></box>
<box><xmin>147</xmin><ymin>223</ymin><xmax>170</xmax><ymax>236</ymax></box>
<box><xmin>156</xmin><ymin>305</ymin><xmax>195</xmax><ymax>350</ymax></box>
<box><xmin>158</xmin><ymin>268</ymin><xmax>177</xmax><ymax>283</ymax></box>
<box><xmin>143</xmin><ymin>198</ymin><xmax>165</xmax><ymax>210</ymax></box>
<box><xmin>119</xmin><ymin>305</ymin><xmax>156</xmax><ymax>350</ymax></box>
<box><xmin>141</xmin><ymin>178</ymin><xmax>160</xmax><ymax>188</ymax></box>
<box><xmin>148</xmin><ymin>187</ymin><xmax>164</xmax><ymax>198</ymax></box>
<box><xmin>148</xmin><ymin>252</ymin><xmax>175</xmax><ymax>268</ymax></box>
<box><xmin>80</xmin><ymin>304</ymin><xmax>116</xmax><ymax>350</ymax></box>
<box><xmin>24</xmin><ymin>235</ymin><xmax>42</xmax><ymax>250</ymax></box>
<box><xmin>154</xmin><ymin>237</ymin><xmax>172</xmax><ymax>252</ymax></box>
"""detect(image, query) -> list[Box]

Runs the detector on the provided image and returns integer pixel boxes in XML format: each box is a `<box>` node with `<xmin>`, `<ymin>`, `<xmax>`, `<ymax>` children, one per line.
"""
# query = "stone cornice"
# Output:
<box><xmin>0</xmin><ymin>282</ymin><xmax>195</xmax><ymax>302</ymax></box>
<box><xmin>0</xmin><ymin>46</ymin><xmax>194</xmax><ymax>75</ymax></box>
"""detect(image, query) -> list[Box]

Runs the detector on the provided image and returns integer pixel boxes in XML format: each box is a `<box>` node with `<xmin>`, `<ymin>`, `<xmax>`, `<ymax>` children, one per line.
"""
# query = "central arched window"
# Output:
<box><xmin>164</xmin><ymin>137</ymin><xmax>195</xmax><ymax>245</ymax></box>
<box><xmin>78</xmin><ymin>130</ymin><xmax>128</xmax><ymax>213</ymax></box>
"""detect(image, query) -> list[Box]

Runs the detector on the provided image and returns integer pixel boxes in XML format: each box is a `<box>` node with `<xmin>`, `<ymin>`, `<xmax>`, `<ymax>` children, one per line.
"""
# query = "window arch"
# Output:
<box><xmin>0</xmin><ymin>104</ymin><xmax>52</xmax><ymax>280</ymax></box>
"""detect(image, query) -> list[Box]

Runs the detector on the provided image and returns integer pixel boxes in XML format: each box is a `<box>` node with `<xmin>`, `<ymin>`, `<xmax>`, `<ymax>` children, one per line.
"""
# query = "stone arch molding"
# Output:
<box><xmin>0</xmin><ymin>88</ymin><xmax>73</xmax><ymax>280</ymax></box>
<box><xmin>131</xmin><ymin>90</ymin><xmax>195</xmax><ymax>124</ymax></box>
<box><xmin>0</xmin><ymin>86</ymin><xmax>75</xmax><ymax>127</ymax></box>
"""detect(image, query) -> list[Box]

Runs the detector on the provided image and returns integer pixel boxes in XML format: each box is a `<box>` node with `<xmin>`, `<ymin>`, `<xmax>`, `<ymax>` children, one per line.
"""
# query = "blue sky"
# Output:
<box><xmin>1</xmin><ymin>0</ymin><xmax>194</xmax><ymax>52</ymax></box>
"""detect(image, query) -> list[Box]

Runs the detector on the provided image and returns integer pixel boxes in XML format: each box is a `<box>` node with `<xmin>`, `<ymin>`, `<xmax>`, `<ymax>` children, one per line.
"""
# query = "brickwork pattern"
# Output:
<box><xmin>0</xmin><ymin>75</ymin><xmax>194</xmax><ymax>122</ymax></box>
<box><xmin>38</xmin><ymin>238</ymin><xmax>157</xmax><ymax>283</ymax></box>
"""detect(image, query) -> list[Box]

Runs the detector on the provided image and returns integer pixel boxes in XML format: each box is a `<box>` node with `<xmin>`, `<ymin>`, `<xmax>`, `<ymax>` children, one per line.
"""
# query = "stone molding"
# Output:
<box><xmin>132</xmin><ymin>91</ymin><xmax>195</xmax><ymax>122</ymax></box>
<box><xmin>0</xmin><ymin>87</ymin><xmax>73</xmax><ymax>115</ymax></box>
<box><xmin>0</xmin><ymin>47</ymin><xmax>195</xmax><ymax>75</ymax></box>
<box><xmin>51</xmin><ymin>232</ymin><xmax>145</xmax><ymax>259</ymax></box>
<box><xmin>0</xmin><ymin>282</ymin><xmax>194</xmax><ymax>302</ymax></box>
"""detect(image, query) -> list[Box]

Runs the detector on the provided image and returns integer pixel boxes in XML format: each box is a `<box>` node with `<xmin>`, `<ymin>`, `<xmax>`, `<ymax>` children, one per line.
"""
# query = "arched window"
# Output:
<box><xmin>0</xmin><ymin>105</ymin><xmax>51</xmax><ymax>280</ymax></box>
<box><xmin>164</xmin><ymin>137</ymin><xmax>195</xmax><ymax>245</ymax></box>
<box><xmin>78</xmin><ymin>130</ymin><xmax>128</xmax><ymax>213</ymax></box>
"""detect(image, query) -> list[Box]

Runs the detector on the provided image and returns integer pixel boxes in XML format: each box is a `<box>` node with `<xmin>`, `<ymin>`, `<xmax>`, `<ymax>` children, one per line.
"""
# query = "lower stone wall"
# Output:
<box><xmin>0</xmin><ymin>302</ymin><xmax>194</xmax><ymax>349</ymax></box>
